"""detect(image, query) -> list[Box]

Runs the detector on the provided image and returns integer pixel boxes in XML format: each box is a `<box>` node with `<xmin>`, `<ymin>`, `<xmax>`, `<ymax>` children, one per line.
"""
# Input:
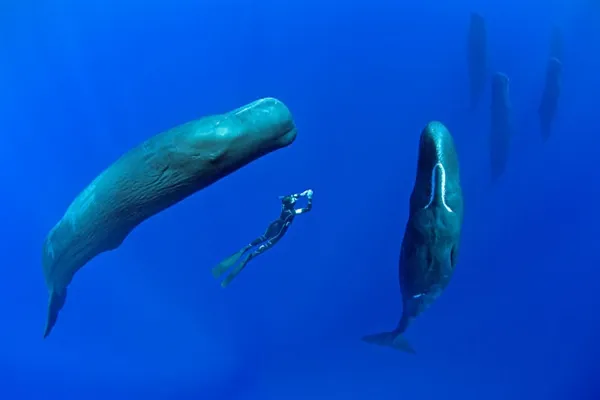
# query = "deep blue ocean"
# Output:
<box><xmin>2</xmin><ymin>0</ymin><xmax>600</xmax><ymax>399</ymax></box>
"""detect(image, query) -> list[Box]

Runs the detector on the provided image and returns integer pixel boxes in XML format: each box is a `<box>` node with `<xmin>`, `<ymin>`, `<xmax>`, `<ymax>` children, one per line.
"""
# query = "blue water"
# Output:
<box><xmin>2</xmin><ymin>0</ymin><xmax>600</xmax><ymax>399</ymax></box>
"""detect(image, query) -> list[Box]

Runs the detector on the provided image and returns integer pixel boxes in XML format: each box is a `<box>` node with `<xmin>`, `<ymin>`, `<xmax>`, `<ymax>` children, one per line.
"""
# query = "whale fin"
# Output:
<box><xmin>43</xmin><ymin>288</ymin><xmax>67</xmax><ymax>339</ymax></box>
<box><xmin>362</xmin><ymin>331</ymin><xmax>416</xmax><ymax>354</ymax></box>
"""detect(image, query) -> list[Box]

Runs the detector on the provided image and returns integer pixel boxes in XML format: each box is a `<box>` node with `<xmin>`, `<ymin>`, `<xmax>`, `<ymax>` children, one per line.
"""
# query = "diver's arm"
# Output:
<box><xmin>294</xmin><ymin>189</ymin><xmax>313</xmax><ymax>215</ymax></box>
<box><xmin>299</xmin><ymin>189</ymin><xmax>313</xmax><ymax>197</ymax></box>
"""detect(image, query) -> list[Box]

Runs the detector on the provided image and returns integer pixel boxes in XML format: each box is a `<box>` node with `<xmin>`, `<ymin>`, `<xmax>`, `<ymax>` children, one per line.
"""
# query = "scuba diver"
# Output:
<box><xmin>212</xmin><ymin>188</ymin><xmax>314</xmax><ymax>287</ymax></box>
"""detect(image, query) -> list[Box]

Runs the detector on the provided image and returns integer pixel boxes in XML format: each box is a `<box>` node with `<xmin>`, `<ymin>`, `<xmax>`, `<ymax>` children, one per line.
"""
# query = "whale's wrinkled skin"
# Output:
<box><xmin>490</xmin><ymin>72</ymin><xmax>512</xmax><ymax>182</ymax></box>
<box><xmin>362</xmin><ymin>121</ymin><xmax>464</xmax><ymax>353</ymax></box>
<box><xmin>42</xmin><ymin>97</ymin><xmax>297</xmax><ymax>338</ymax></box>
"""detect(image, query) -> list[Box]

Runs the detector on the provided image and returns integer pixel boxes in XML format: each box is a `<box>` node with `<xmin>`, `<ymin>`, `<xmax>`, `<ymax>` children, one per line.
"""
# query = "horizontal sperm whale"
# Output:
<box><xmin>42</xmin><ymin>97</ymin><xmax>297</xmax><ymax>338</ymax></box>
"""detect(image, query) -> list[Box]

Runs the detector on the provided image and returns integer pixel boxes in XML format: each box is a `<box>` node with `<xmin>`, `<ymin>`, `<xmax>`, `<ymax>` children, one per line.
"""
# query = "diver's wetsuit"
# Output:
<box><xmin>212</xmin><ymin>189</ymin><xmax>313</xmax><ymax>287</ymax></box>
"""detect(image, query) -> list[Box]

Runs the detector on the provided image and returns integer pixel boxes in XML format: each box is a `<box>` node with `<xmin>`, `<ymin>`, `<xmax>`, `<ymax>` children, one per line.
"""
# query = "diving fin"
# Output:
<box><xmin>362</xmin><ymin>331</ymin><xmax>416</xmax><ymax>354</ymax></box>
<box><xmin>43</xmin><ymin>288</ymin><xmax>67</xmax><ymax>338</ymax></box>
<box><xmin>220</xmin><ymin>255</ymin><xmax>251</xmax><ymax>288</ymax></box>
<box><xmin>212</xmin><ymin>247</ymin><xmax>248</xmax><ymax>279</ymax></box>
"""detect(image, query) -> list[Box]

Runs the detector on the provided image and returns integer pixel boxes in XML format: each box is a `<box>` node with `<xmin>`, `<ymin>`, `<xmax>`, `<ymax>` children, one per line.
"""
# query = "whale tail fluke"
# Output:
<box><xmin>43</xmin><ymin>288</ymin><xmax>67</xmax><ymax>339</ymax></box>
<box><xmin>362</xmin><ymin>331</ymin><xmax>416</xmax><ymax>354</ymax></box>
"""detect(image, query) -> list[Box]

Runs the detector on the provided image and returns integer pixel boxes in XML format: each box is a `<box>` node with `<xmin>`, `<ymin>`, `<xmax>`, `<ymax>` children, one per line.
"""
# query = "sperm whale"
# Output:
<box><xmin>42</xmin><ymin>97</ymin><xmax>297</xmax><ymax>338</ymax></box>
<box><xmin>362</xmin><ymin>121</ymin><xmax>464</xmax><ymax>353</ymax></box>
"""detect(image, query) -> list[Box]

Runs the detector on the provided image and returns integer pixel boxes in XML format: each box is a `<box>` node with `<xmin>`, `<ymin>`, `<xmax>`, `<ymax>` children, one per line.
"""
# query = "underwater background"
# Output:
<box><xmin>1</xmin><ymin>0</ymin><xmax>600</xmax><ymax>398</ymax></box>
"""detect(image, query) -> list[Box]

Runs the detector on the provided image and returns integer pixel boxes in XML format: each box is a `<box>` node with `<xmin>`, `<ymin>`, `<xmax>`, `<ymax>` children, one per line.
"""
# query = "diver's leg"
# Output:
<box><xmin>249</xmin><ymin>236</ymin><xmax>266</xmax><ymax>247</ymax></box>
<box><xmin>220</xmin><ymin>240</ymin><xmax>275</xmax><ymax>288</ymax></box>
<box><xmin>211</xmin><ymin>235</ymin><xmax>266</xmax><ymax>279</ymax></box>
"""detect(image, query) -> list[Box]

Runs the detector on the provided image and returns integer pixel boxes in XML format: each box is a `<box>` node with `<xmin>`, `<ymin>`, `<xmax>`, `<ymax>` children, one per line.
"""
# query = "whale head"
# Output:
<box><xmin>410</xmin><ymin>121</ymin><xmax>462</xmax><ymax>216</ymax></box>
<box><xmin>491</xmin><ymin>72</ymin><xmax>510</xmax><ymax>107</ymax></box>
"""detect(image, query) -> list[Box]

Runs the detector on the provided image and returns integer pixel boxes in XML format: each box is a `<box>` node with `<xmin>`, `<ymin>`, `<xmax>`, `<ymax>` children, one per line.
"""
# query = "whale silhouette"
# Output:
<box><xmin>42</xmin><ymin>97</ymin><xmax>297</xmax><ymax>338</ymax></box>
<box><xmin>539</xmin><ymin>57</ymin><xmax>562</xmax><ymax>141</ymax></box>
<box><xmin>490</xmin><ymin>72</ymin><xmax>512</xmax><ymax>182</ymax></box>
<box><xmin>362</xmin><ymin>121</ymin><xmax>464</xmax><ymax>353</ymax></box>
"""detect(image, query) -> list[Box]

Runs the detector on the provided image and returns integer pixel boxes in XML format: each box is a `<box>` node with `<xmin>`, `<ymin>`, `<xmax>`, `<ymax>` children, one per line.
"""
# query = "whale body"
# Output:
<box><xmin>490</xmin><ymin>72</ymin><xmax>512</xmax><ymax>182</ymax></box>
<box><xmin>539</xmin><ymin>57</ymin><xmax>562</xmax><ymax>141</ymax></box>
<box><xmin>42</xmin><ymin>97</ymin><xmax>297</xmax><ymax>338</ymax></box>
<box><xmin>467</xmin><ymin>12</ymin><xmax>488</xmax><ymax>110</ymax></box>
<box><xmin>362</xmin><ymin>121</ymin><xmax>464</xmax><ymax>353</ymax></box>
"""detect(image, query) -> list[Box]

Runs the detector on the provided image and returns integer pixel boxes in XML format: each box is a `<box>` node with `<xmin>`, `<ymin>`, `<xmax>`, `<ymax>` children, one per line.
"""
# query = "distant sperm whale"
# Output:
<box><xmin>490</xmin><ymin>72</ymin><xmax>512</xmax><ymax>182</ymax></box>
<box><xmin>549</xmin><ymin>26</ymin><xmax>563</xmax><ymax>61</ymax></box>
<box><xmin>539</xmin><ymin>57</ymin><xmax>562</xmax><ymax>141</ymax></box>
<box><xmin>42</xmin><ymin>97</ymin><xmax>297</xmax><ymax>338</ymax></box>
<box><xmin>363</xmin><ymin>121</ymin><xmax>464</xmax><ymax>353</ymax></box>
<box><xmin>467</xmin><ymin>12</ymin><xmax>488</xmax><ymax>110</ymax></box>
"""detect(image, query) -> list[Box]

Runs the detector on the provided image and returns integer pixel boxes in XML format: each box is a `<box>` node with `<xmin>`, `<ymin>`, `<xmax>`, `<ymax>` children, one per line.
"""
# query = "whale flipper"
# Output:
<box><xmin>43</xmin><ymin>288</ymin><xmax>67</xmax><ymax>338</ymax></box>
<box><xmin>362</xmin><ymin>331</ymin><xmax>416</xmax><ymax>354</ymax></box>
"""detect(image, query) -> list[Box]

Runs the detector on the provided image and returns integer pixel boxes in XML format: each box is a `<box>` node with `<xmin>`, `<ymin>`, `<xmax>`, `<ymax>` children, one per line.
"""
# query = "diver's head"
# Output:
<box><xmin>281</xmin><ymin>195</ymin><xmax>297</xmax><ymax>207</ymax></box>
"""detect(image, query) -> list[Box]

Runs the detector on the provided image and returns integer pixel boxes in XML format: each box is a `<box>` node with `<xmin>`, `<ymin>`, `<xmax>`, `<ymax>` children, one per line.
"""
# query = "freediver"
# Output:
<box><xmin>212</xmin><ymin>189</ymin><xmax>313</xmax><ymax>287</ymax></box>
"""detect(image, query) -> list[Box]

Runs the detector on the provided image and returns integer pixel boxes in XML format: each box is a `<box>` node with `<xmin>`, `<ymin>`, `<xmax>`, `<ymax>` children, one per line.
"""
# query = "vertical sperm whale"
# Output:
<box><xmin>539</xmin><ymin>58</ymin><xmax>562</xmax><ymax>141</ymax></box>
<box><xmin>467</xmin><ymin>12</ymin><xmax>488</xmax><ymax>110</ymax></box>
<box><xmin>42</xmin><ymin>97</ymin><xmax>297</xmax><ymax>338</ymax></box>
<box><xmin>362</xmin><ymin>121</ymin><xmax>464</xmax><ymax>353</ymax></box>
<box><xmin>490</xmin><ymin>72</ymin><xmax>512</xmax><ymax>182</ymax></box>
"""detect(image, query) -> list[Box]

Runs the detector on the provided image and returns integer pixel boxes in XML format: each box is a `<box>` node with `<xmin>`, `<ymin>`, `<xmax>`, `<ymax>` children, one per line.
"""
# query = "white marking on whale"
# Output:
<box><xmin>424</xmin><ymin>162</ymin><xmax>454</xmax><ymax>213</ymax></box>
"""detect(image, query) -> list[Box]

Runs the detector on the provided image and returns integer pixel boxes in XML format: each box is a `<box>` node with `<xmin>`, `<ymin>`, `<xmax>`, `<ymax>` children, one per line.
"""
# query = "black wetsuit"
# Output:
<box><xmin>214</xmin><ymin>191</ymin><xmax>313</xmax><ymax>287</ymax></box>
<box><xmin>247</xmin><ymin>195</ymin><xmax>312</xmax><ymax>259</ymax></box>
